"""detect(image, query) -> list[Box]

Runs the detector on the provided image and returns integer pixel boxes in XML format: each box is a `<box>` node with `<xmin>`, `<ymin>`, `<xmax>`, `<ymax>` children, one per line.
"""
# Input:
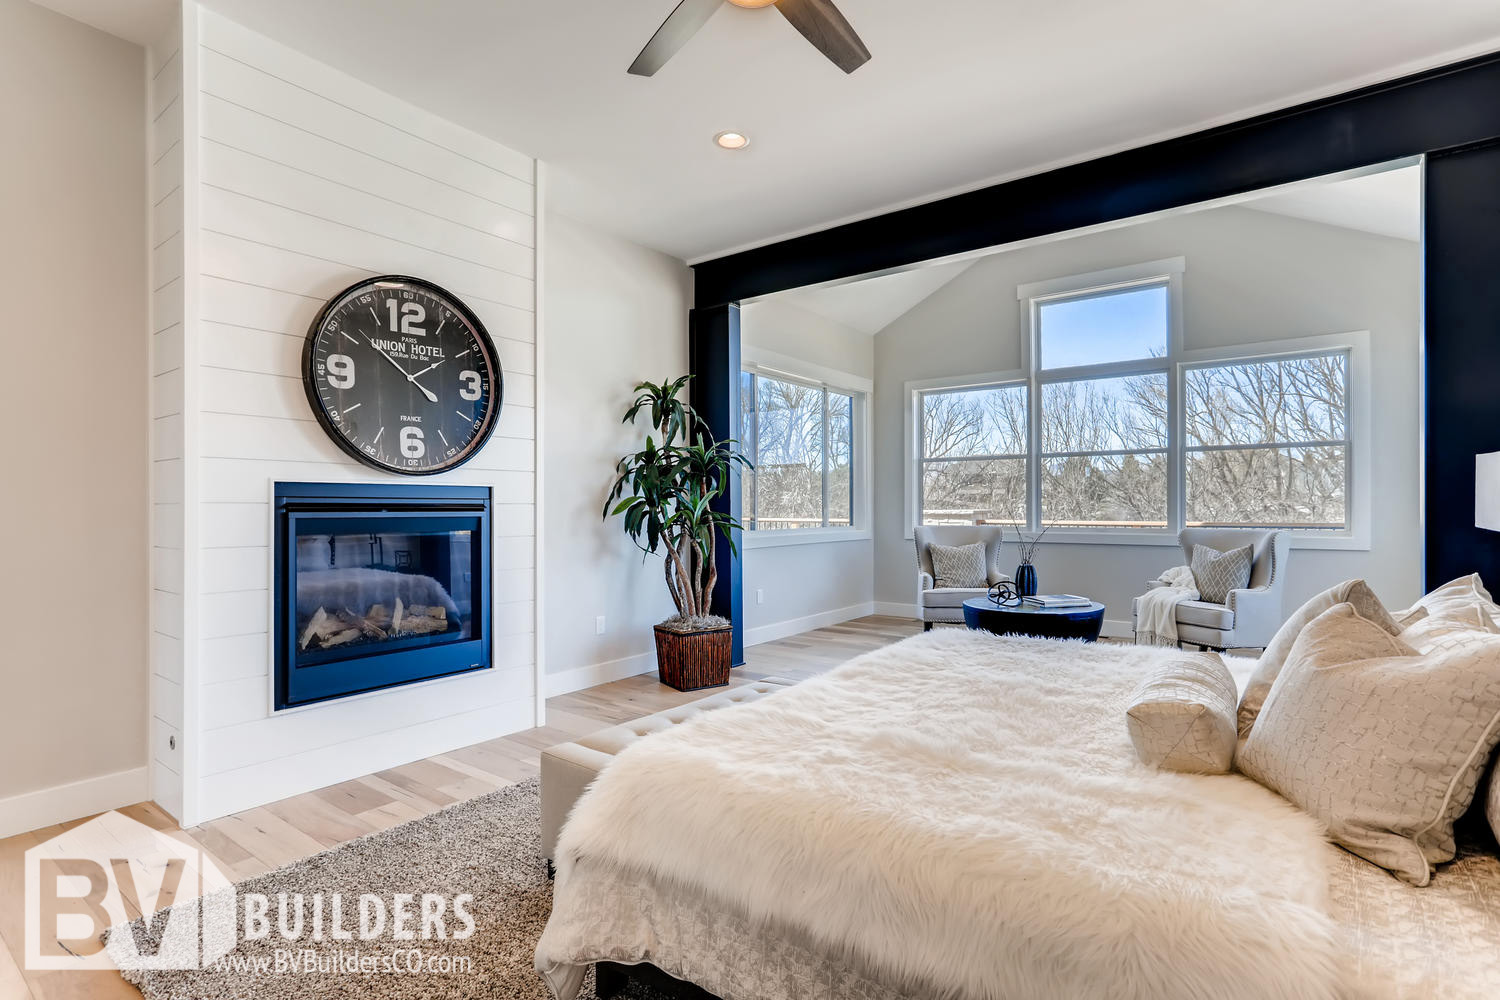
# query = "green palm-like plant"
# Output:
<box><xmin>604</xmin><ymin>376</ymin><xmax>752</xmax><ymax>625</ymax></box>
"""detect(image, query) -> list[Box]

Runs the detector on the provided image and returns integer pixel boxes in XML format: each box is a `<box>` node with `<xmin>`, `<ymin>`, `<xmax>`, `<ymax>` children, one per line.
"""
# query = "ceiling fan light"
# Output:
<box><xmin>726</xmin><ymin>0</ymin><xmax>779</xmax><ymax>7</ymax></box>
<box><xmin>714</xmin><ymin>131</ymin><xmax>750</xmax><ymax>150</ymax></box>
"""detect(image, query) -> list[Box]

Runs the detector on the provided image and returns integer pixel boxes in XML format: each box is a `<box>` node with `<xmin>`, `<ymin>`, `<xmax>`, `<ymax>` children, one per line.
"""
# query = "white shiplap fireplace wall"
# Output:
<box><xmin>149</xmin><ymin>5</ymin><xmax>542</xmax><ymax>826</ymax></box>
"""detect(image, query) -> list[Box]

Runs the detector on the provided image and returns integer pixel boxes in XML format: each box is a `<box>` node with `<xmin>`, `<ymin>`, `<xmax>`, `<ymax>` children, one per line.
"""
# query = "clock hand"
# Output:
<box><xmin>409</xmin><ymin>377</ymin><xmax>439</xmax><ymax>404</ymax></box>
<box><xmin>362</xmin><ymin>333</ymin><xmax>439</xmax><ymax>403</ymax></box>
<box><xmin>408</xmin><ymin>359</ymin><xmax>446</xmax><ymax>380</ymax></box>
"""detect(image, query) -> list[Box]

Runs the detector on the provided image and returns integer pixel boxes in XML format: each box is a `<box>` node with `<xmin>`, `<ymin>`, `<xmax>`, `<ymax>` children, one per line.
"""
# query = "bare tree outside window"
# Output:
<box><xmin>919</xmin><ymin>385</ymin><xmax>1028</xmax><ymax>524</ymax></box>
<box><xmin>1040</xmin><ymin>374</ymin><xmax>1168</xmax><ymax>528</ymax></box>
<box><xmin>742</xmin><ymin>372</ymin><xmax>858</xmax><ymax>530</ymax></box>
<box><xmin>1182</xmin><ymin>353</ymin><xmax>1348</xmax><ymax>529</ymax></box>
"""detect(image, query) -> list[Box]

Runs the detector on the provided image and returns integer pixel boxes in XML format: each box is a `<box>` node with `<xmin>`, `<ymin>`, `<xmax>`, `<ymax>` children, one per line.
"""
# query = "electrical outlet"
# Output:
<box><xmin>595</xmin><ymin>616</ymin><xmax>606</xmax><ymax>635</ymax></box>
<box><xmin>756</xmin><ymin>589</ymin><xmax>765</xmax><ymax>605</ymax></box>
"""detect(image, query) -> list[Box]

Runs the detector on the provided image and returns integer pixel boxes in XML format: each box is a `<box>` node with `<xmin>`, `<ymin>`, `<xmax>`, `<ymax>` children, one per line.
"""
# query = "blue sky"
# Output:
<box><xmin>1039</xmin><ymin>284</ymin><xmax>1167</xmax><ymax>369</ymax></box>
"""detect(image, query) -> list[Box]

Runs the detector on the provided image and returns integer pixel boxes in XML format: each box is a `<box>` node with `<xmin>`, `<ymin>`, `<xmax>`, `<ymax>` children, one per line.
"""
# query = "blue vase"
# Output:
<box><xmin>1015</xmin><ymin>562</ymin><xmax>1038</xmax><ymax>598</ymax></box>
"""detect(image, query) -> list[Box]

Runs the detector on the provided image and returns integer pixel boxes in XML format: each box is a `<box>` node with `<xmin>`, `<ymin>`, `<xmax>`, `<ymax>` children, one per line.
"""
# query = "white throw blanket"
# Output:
<box><xmin>1135</xmin><ymin>563</ymin><xmax>1198</xmax><ymax>646</ymax></box>
<box><xmin>539</xmin><ymin>631</ymin><xmax>1343</xmax><ymax>1000</ymax></box>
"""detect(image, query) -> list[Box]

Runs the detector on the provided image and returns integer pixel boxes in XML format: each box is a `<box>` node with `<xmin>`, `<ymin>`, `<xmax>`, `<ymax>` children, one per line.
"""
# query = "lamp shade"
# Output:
<box><xmin>1477</xmin><ymin>452</ymin><xmax>1500</xmax><ymax>531</ymax></box>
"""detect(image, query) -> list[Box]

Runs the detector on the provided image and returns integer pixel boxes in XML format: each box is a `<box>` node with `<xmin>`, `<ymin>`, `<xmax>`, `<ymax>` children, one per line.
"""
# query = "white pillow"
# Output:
<box><xmin>1125</xmin><ymin>653</ymin><xmax>1237</xmax><ymax>774</ymax></box>
<box><xmin>1398</xmin><ymin>601</ymin><xmax>1500</xmax><ymax>654</ymax></box>
<box><xmin>1236</xmin><ymin>579</ymin><xmax>1404</xmax><ymax>744</ymax></box>
<box><xmin>1391</xmin><ymin>573</ymin><xmax>1500</xmax><ymax>624</ymax></box>
<box><xmin>1239</xmin><ymin>603</ymin><xmax>1500</xmax><ymax>886</ymax></box>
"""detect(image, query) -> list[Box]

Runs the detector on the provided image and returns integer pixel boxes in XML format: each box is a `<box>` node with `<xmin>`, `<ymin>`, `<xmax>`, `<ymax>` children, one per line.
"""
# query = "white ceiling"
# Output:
<box><xmin>769</xmin><ymin>258</ymin><xmax>976</xmax><ymax>335</ymax></box>
<box><xmin>774</xmin><ymin>164</ymin><xmax>1422</xmax><ymax>336</ymax></box>
<box><xmin>1244</xmin><ymin>165</ymin><xmax>1421</xmax><ymax>242</ymax></box>
<box><xmin>37</xmin><ymin>0</ymin><xmax>1500</xmax><ymax>263</ymax></box>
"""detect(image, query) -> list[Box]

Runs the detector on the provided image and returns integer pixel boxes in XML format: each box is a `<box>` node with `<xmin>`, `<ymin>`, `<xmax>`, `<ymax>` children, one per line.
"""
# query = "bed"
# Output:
<box><xmin>535</xmin><ymin>630</ymin><xmax>1500</xmax><ymax>1000</ymax></box>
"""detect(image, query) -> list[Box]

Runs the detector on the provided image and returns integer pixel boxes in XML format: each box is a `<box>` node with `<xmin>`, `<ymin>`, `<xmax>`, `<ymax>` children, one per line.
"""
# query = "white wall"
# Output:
<box><xmin>874</xmin><ymin>206</ymin><xmax>1422</xmax><ymax>630</ymax></box>
<box><xmin>0</xmin><ymin>0</ymin><xmax>148</xmax><ymax>833</ymax></box>
<box><xmin>740</xmin><ymin>300</ymin><xmax>877</xmax><ymax>643</ymax></box>
<box><xmin>152</xmin><ymin>7</ymin><xmax>541</xmax><ymax>824</ymax></box>
<box><xmin>541</xmin><ymin>212</ymin><xmax>693</xmax><ymax>695</ymax></box>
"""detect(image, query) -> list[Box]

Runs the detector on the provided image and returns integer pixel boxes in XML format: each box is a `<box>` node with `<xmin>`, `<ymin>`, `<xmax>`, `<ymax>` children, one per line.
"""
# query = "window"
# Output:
<box><xmin>909</xmin><ymin>257</ymin><xmax>1363</xmax><ymax>544</ymax></box>
<box><xmin>1034</xmin><ymin>274</ymin><xmax>1173</xmax><ymax>529</ymax></box>
<box><xmin>1184</xmin><ymin>352</ymin><xmax>1349</xmax><ymax>530</ymax></box>
<box><xmin>741</xmin><ymin>371</ymin><xmax>859</xmax><ymax>531</ymax></box>
<box><xmin>917</xmin><ymin>383</ymin><xmax>1028</xmax><ymax>524</ymax></box>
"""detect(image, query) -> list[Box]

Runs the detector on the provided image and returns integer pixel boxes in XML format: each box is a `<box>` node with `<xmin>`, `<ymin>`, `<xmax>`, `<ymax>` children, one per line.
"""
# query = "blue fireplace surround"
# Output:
<box><xmin>274</xmin><ymin>482</ymin><xmax>493</xmax><ymax>710</ymax></box>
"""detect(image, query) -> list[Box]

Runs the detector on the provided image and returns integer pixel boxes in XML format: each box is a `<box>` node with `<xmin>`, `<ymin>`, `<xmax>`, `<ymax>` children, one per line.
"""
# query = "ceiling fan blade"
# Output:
<box><xmin>628</xmin><ymin>0</ymin><xmax>725</xmax><ymax>76</ymax></box>
<box><xmin>774</xmin><ymin>0</ymin><xmax>871</xmax><ymax>73</ymax></box>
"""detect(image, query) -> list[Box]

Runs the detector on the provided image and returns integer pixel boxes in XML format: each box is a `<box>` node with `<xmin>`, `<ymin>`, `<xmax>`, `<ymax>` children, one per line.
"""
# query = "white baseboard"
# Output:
<box><xmin>872</xmin><ymin>601</ymin><xmax>920</xmax><ymax>619</ymax></box>
<box><xmin>544</xmin><ymin>650</ymin><xmax>657</xmax><ymax>698</ymax></box>
<box><xmin>1102</xmin><ymin>618</ymin><xmax>1135</xmax><ymax>639</ymax></box>
<box><xmin>0</xmin><ymin>767</ymin><xmax>149</xmax><ymax>839</ymax></box>
<box><xmin>744</xmin><ymin>602</ymin><xmax>875</xmax><ymax>647</ymax></box>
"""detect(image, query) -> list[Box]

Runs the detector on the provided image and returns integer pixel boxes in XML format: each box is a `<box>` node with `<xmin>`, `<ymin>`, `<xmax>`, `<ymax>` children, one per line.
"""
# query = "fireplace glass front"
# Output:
<box><xmin>275</xmin><ymin>484</ymin><xmax>492</xmax><ymax>709</ymax></box>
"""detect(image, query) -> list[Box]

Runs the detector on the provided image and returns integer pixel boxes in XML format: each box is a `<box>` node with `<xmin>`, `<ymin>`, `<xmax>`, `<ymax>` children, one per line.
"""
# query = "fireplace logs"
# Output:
<box><xmin>298</xmin><ymin>601</ymin><xmax>456</xmax><ymax>651</ymax></box>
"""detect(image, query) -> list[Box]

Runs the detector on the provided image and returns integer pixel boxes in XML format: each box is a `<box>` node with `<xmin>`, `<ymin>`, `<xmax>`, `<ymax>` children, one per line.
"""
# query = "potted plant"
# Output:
<box><xmin>604</xmin><ymin>376</ymin><xmax>751</xmax><ymax>691</ymax></box>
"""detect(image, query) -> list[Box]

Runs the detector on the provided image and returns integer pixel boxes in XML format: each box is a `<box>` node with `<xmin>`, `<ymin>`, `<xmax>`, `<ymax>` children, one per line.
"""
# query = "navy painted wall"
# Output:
<box><xmin>1424</xmin><ymin>142</ymin><xmax>1500</xmax><ymax>590</ymax></box>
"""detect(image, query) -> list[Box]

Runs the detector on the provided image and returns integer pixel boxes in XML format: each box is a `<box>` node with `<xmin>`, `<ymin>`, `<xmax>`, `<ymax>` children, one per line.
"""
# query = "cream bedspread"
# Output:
<box><xmin>537</xmin><ymin>632</ymin><xmax>1352</xmax><ymax>1000</ymax></box>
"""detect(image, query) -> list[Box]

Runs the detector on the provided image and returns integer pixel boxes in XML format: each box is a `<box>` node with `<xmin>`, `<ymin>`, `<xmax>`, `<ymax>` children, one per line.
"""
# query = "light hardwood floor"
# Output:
<box><xmin>0</xmin><ymin>615</ymin><xmax>918</xmax><ymax>1000</ymax></box>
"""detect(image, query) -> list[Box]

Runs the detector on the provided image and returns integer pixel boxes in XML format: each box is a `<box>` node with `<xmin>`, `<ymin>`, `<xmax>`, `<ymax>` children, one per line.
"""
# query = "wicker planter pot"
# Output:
<box><xmin>653</xmin><ymin>623</ymin><xmax>733</xmax><ymax>691</ymax></box>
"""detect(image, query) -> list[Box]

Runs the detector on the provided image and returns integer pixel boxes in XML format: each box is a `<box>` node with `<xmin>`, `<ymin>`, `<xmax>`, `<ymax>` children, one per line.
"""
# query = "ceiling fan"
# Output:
<box><xmin>629</xmin><ymin>0</ymin><xmax>871</xmax><ymax>77</ymax></box>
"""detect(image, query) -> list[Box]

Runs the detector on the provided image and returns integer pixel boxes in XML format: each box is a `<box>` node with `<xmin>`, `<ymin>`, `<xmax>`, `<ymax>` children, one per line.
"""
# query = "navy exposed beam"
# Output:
<box><xmin>693</xmin><ymin>52</ymin><xmax>1500</xmax><ymax>308</ymax></box>
<box><xmin>690</xmin><ymin>48</ymin><xmax>1500</xmax><ymax>595</ymax></box>
<box><xmin>688</xmin><ymin>303</ymin><xmax>744</xmax><ymax>666</ymax></box>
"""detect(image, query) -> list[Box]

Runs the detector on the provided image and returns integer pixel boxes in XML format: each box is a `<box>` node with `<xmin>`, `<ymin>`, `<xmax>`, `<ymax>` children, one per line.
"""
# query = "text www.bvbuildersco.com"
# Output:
<box><xmin>212</xmin><ymin>948</ymin><xmax>475</xmax><ymax>976</ymax></box>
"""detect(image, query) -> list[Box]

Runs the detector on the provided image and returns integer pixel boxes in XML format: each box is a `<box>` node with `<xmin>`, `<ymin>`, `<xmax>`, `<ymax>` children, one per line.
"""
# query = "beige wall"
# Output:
<box><xmin>0</xmin><ymin>0</ymin><xmax>147</xmax><ymax>800</ymax></box>
<box><xmin>542</xmin><ymin>211</ymin><xmax>694</xmax><ymax>692</ymax></box>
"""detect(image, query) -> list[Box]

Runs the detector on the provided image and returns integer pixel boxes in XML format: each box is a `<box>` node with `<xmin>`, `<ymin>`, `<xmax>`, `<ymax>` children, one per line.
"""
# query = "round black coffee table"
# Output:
<box><xmin>962</xmin><ymin>597</ymin><xmax>1106</xmax><ymax>642</ymax></box>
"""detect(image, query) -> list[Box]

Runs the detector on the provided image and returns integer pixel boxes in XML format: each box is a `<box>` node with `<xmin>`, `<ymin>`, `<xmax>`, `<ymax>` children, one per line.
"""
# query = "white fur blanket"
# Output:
<box><xmin>544</xmin><ymin>631</ymin><xmax>1343</xmax><ymax>1000</ymax></box>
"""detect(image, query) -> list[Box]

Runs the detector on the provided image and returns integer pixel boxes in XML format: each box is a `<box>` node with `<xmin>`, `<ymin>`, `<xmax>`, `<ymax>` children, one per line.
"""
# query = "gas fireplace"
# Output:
<box><xmin>273</xmin><ymin>483</ymin><xmax>492</xmax><ymax>710</ymax></box>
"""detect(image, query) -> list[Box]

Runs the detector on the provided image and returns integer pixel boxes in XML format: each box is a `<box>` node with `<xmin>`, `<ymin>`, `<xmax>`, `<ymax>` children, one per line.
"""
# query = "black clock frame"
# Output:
<box><xmin>301</xmin><ymin>274</ymin><xmax>504</xmax><ymax>476</ymax></box>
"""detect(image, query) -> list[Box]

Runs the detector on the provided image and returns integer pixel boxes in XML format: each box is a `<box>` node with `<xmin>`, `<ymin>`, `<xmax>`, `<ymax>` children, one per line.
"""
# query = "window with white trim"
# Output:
<box><xmin>1183</xmin><ymin>351</ymin><xmax>1350</xmax><ymax>530</ymax></box>
<box><xmin>911</xmin><ymin>258</ymin><xmax>1359</xmax><ymax>540</ymax></box>
<box><xmin>1034</xmin><ymin>279</ymin><xmax>1172</xmax><ymax>529</ymax></box>
<box><xmin>741</xmin><ymin>370</ymin><xmax>859</xmax><ymax>531</ymax></box>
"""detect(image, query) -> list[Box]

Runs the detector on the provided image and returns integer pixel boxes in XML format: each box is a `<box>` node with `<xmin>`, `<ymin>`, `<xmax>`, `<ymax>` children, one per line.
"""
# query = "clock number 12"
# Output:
<box><xmin>385</xmin><ymin>299</ymin><xmax>426</xmax><ymax>335</ymax></box>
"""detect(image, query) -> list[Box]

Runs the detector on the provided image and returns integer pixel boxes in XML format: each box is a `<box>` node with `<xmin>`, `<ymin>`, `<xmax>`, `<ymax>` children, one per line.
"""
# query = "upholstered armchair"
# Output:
<box><xmin>1132</xmin><ymin>528</ymin><xmax>1290</xmax><ymax>651</ymax></box>
<box><xmin>914</xmin><ymin>525</ymin><xmax>1011</xmax><ymax>630</ymax></box>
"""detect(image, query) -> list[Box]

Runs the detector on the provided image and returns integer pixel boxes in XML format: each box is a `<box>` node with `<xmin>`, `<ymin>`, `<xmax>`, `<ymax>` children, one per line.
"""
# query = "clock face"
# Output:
<box><xmin>302</xmin><ymin>276</ymin><xmax>503</xmax><ymax>475</ymax></box>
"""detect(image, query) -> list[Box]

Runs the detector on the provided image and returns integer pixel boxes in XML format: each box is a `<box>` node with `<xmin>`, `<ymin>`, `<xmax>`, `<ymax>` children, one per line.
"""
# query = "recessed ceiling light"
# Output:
<box><xmin>726</xmin><ymin>0</ymin><xmax>778</xmax><ymax>7</ymax></box>
<box><xmin>714</xmin><ymin>131</ymin><xmax>750</xmax><ymax>150</ymax></box>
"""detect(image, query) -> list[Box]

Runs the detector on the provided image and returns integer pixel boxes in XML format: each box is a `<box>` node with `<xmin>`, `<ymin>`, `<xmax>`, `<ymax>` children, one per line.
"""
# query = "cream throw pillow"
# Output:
<box><xmin>1238</xmin><ymin>603</ymin><xmax>1500</xmax><ymax>886</ymax></box>
<box><xmin>1236</xmin><ymin>579</ymin><xmax>1406</xmax><ymax>743</ymax></box>
<box><xmin>1125</xmin><ymin>653</ymin><xmax>1237</xmax><ymax>774</ymax></box>
<box><xmin>928</xmin><ymin>541</ymin><xmax>987</xmax><ymax>589</ymax></box>
<box><xmin>1391</xmin><ymin>573</ymin><xmax>1500</xmax><ymax>625</ymax></box>
<box><xmin>1487</xmin><ymin>762</ymin><xmax>1500</xmax><ymax>847</ymax></box>
<box><xmin>1398</xmin><ymin>601</ymin><xmax>1500</xmax><ymax>654</ymax></box>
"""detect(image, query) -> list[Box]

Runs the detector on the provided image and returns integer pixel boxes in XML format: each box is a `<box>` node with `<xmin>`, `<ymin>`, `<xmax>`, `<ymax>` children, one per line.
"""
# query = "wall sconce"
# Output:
<box><xmin>1476</xmin><ymin>452</ymin><xmax>1500</xmax><ymax>531</ymax></box>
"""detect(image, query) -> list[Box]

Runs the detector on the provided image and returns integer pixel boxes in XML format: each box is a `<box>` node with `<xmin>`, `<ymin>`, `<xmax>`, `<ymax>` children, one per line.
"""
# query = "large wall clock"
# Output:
<box><xmin>302</xmin><ymin>275</ymin><xmax>503</xmax><ymax>475</ymax></box>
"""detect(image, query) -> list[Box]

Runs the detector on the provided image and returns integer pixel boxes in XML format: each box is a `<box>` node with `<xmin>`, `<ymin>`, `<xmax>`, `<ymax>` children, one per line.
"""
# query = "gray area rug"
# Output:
<box><xmin>118</xmin><ymin>778</ymin><xmax>665</xmax><ymax>999</ymax></box>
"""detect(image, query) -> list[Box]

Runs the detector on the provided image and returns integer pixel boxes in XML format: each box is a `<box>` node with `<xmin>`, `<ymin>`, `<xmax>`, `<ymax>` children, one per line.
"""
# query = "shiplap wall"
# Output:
<box><xmin>161</xmin><ymin>9</ymin><xmax>540</xmax><ymax>825</ymax></box>
<box><xmin>149</xmin><ymin>12</ymin><xmax>188</xmax><ymax>822</ymax></box>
